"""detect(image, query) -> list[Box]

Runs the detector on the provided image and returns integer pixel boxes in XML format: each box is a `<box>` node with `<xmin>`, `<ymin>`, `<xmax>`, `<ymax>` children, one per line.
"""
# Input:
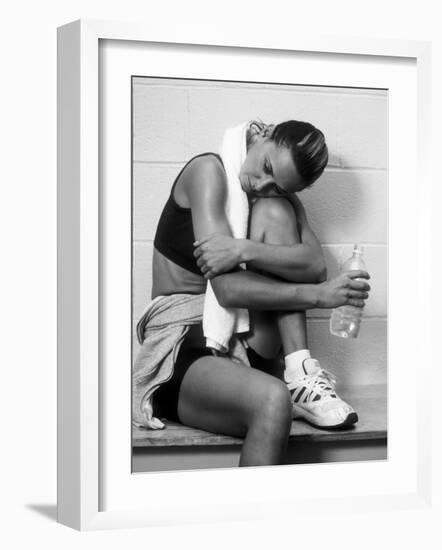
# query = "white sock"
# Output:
<box><xmin>284</xmin><ymin>349</ymin><xmax>311</xmax><ymax>383</ymax></box>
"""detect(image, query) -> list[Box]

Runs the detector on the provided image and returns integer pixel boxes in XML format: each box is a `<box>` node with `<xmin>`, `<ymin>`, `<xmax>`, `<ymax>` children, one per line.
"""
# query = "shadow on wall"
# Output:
<box><xmin>299</xmin><ymin>157</ymin><xmax>388</xmax><ymax>386</ymax></box>
<box><xmin>300</xmin><ymin>166</ymin><xmax>370</xmax><ymax>247</ymax></box>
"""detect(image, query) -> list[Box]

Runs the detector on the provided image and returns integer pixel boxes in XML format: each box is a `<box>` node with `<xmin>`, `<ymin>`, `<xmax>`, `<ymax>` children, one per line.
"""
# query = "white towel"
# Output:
<box><xmin>203</xmin><ymin>121</ymin><xmax>251</xmax><ymax>352</ymax></box>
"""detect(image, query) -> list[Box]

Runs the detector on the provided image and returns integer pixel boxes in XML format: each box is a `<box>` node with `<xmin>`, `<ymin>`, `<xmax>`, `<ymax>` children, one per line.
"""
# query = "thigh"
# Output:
<box><xmin>177</xmin><ymin>355</ymin><xmax>287</xmax><ymax>437</ymax></box>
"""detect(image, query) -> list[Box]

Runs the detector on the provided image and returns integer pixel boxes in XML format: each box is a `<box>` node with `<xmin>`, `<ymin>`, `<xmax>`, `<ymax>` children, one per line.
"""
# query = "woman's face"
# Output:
<box><xmin>239</xmin><ymin>137</ymin><xmax>303</xmax><ymax>198</ymax></box>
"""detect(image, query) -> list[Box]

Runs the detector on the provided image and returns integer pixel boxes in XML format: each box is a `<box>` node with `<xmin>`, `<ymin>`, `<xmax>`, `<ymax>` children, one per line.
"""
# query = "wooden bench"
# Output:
<box><xmin>133</xmin><ymin>383</ymin><xmax>387</xmax><ymax>448</ymax></box>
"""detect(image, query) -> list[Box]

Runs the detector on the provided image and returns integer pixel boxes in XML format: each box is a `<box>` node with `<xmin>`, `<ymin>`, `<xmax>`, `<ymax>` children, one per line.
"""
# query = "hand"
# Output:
<box><xmin>193</xmin><ymin>234</ymin><xmax>244</xmax><ymax>279</ymax></box>
<box><xmin>316</xmin><ymin>270</ymin><xmax>371</xmax><ymax>309</ymax></box>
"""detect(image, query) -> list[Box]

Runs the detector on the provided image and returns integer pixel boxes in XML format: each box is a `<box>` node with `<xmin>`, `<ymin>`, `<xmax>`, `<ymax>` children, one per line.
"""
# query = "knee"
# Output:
<box><xmin>252</xmin><ymin>197</ymin><xmax>297</xmax><ymax>226</ymax></box>
<box><xmin>251</xmin><ymin>378</ymin><xmax>292</xmax><ymax>430</ymax></box>
<box><xmin>250</xmin><ymin>198</ymin><xmax>298</xmax><ymax>243</ymax></box>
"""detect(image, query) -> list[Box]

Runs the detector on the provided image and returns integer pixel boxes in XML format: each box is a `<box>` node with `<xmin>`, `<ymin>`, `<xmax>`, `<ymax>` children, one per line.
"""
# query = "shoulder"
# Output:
<box><xmin>186</xmin><ymin>153</ymin><xmax>225</xmax><ymax>185</ymax></box>
<box><xmin>181</xmin><ymin>153</ymin><xmax>227</xmax><ymax>202</ymax></box>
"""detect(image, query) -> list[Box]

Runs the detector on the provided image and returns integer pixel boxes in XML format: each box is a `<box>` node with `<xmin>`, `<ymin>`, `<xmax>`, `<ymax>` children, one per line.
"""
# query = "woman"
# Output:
<box><xmin>133</xmin><ymin>119</ymin><xmax>370</xmax><ymax>467</ymax></box>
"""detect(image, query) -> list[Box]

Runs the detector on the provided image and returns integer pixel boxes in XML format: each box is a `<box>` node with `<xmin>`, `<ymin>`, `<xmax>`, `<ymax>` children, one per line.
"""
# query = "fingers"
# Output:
<box><xmin>347</xmin><ymin>270</ymin><xmax>370</xmax><ymax>280</ymax></box>
<box><xmin>347</xmin><ymin>299</ymin><xmax>366</xmax><ymax>308</ymax></box>
<box><xmin>193</xmin><ymin>233</ymin><xmax>220</xmax><ymax>247</ymax></box>
<box><xmin>197</xmin><ymin>259</ymin><xmax>210</xmax><ymax>274</ymax></box>
<box><xmin>349</xmin><ymin>279</ymin><xmax>371</xmax><ymax>291</ymax></box>
<box><xmin>201</xmin><ymin>266</ymin><xmax>214</xmax><ymax>279</ymax></box>
<box><xmin>332</xmin><ymin>271</ymin><xmax>371</xmax><ymax>308</ymax></box>
<box><xmin>347</xmin><ymin>290</ymin><xmax>369</xmax><ymax>299</ymax></box>
<box><xmin>196</xmin><ymin>251</ymin><xmax>218</xmax><ymax>280</ymax></box>
<box><xmin>193</xmin><ymin>246</ymin><xmax>203</xmax><ymax>258</ymax></box>
<box><xmin>196</xmin><ymin>256</ymin><xmax>205</xmax><ymax>269</ymax></box>
<box><xmin>196</xmin><ymin>257</ymin><xmax>216</xmax><ymax>279</ymax></box>
<box><xmin>193</xmin><ymin>239</ymin><xmax>213</xmax><ymax>258</ymax></box>
<box><xmin>201</xmin><ymin>267</ymin><xmax>214</xmax><ymax>279</ymax></box>
<box><xmin>193</xmin><ymin>236</ymin><xmax>209</xmax><ymax>247</ymax></box>
<box><xmin>343</xmin><ymin>275</ymin><xmax>370</xmax><ymax>291</ymax></box>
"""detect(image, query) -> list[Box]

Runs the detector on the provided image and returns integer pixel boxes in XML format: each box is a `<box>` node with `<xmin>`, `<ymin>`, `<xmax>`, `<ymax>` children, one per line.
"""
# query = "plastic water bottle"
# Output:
<box><xmin>330</xmin><ymin>244</ymin><xmax>366</xmax><ymax>338</ymax></box>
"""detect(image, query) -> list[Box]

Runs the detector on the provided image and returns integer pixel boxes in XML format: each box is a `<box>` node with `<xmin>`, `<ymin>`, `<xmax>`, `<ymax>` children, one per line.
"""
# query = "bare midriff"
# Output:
<box><xmin>151</xmin><ymin>248</ymin><xmax>207</xmax><ymax>299</ymax></box>
<box><xmin>151</xmin><ymin>238</ymin><xmax>280</xmax><ymax>357</ymax></box>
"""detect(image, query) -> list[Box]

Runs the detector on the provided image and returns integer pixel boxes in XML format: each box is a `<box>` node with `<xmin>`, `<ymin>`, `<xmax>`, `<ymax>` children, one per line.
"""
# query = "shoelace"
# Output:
<box><xmin>288</xmin><ymin>369</ymin><xmax>337</xmax><ymax>400</ymax></box>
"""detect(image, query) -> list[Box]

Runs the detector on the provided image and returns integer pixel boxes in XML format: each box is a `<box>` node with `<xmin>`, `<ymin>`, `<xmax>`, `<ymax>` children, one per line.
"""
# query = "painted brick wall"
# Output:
<box><xmin>132</xmin><ymin>77</ymin><xmax>388</xmax><ymax>386</ymax></box>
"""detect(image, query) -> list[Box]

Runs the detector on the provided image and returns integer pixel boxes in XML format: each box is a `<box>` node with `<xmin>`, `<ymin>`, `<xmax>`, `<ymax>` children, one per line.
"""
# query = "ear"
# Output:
<box><xmin>247</xmin><ymin>124</ymin><xmax>264</xmax><ymax>147</ymax></box>
<box><xmin>249</xmin><ymin>121</ymin><xmax>261</xmax><ymax>135</ymax></box>
<box><xmin>262</xmin><ymin>124</ymin><xmax>275</xmax><ymax>138</ymax></box>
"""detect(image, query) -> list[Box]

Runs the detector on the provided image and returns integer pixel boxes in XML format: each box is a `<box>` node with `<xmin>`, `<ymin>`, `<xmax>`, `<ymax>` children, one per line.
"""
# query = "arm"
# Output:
<box><xmin>214</xmin><ymin>269</ymin><xmax>369</xmax><ymax>310</ymax></box>
<box><xmin>185</xmin><ymin>156</ymin><xmax>368</xmax><ymax>310</ymax></box>
<box><xmin>242</xmin><ymin>241</ymin><xmax>325</xmax><ymax>283</ymax></box>
<box><xmin>194</xmin><ymin>195</ymin><xmax>326</xmax><ymax>282</ymax></box>
<box><xmin>242</xmin><ymin>195</ymin><xmax>326</xmax><ymax>282</ymax></box>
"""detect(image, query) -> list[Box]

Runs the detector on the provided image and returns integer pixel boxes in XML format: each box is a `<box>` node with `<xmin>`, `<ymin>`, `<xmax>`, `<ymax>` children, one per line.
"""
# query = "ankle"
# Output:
<box><xmin>284</xmin><ymin>349</ymin><xmax>311</xmax><ymax>383</ymax></box>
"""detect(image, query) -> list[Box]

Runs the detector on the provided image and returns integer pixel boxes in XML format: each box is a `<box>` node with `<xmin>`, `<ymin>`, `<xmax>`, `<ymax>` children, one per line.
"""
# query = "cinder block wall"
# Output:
<box><xmin>132</xmin><ymin>77</ymin><xmax>388</xmax><ymax>387</ymax></box>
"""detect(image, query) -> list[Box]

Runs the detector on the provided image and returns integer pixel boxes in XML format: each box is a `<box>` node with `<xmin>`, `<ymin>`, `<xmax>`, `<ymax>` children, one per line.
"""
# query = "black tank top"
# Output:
<box><xmin>153</xmin><ymin>153</ymin><xmax>224</xmax><ymax>275</ymax></box>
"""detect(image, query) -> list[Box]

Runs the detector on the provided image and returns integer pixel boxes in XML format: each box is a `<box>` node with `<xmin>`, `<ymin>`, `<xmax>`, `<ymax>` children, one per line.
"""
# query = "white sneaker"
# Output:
<box><xmin>287</xmin><ymin>358</ymin><xmax>358</xmax><ymax>429</ymax></box>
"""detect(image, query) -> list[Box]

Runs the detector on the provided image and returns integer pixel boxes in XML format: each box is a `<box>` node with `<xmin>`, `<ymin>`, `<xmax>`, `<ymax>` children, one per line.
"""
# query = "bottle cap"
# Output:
<box><xmin>353</xmin><ymin>244</ymin><xmax>363</xmax><ymax>255</ymax></box>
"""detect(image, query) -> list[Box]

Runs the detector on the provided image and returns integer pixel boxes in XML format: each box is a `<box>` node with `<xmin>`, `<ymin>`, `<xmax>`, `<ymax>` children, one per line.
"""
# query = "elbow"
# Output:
<box><xmin>210</xmin><ymin>275</ymin><xmax>237</xmax><ymax>308</ymax></box>
<box><xmin>307</xmin><ymin>257</ymin><xmax>327</xmax><ymax>283</ymax></box>
<box><xmin>315</xmin><ymin>259</ymin><xmax>328</xmax><ymax>283</ymax></box>
<box><xmin>293</xmin><ymin>245</ymin><xmax>327</xmax><ymax>283</ymax></box>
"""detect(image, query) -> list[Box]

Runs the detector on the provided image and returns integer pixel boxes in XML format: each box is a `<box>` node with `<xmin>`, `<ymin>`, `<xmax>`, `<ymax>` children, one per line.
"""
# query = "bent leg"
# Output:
<box><xmin>177</xmin><ymin>356</ymin><xmax>292</xmax><ymax>466</ymax></box>
<box><xmin>247</xmin><ymin>197</ymin><xmax>309</xmax><ymax>356</ymax></box>
<box><xmin>245</xmin><ymin>198</ymin><xmax>358</xmax><ymax>430</ymax></box>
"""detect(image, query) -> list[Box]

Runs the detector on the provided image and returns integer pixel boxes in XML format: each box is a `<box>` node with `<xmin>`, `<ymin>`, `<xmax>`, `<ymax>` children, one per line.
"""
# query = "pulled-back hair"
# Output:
<box><xmin>270</xmin><ymin>120</ymin><xmax>328</xmax><ymax>188</ymax></box>
<box><xmin>248</xmin><ymin>119</ymin><xmax>328</xmax><ymax>189</ymax></box>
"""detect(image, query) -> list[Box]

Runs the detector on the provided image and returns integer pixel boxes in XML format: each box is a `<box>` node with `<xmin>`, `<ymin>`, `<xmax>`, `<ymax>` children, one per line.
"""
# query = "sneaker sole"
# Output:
<box><xmin>292</xmin><ymin>408</ymin><xmax>359</xmax><ymax>430</ymax></box>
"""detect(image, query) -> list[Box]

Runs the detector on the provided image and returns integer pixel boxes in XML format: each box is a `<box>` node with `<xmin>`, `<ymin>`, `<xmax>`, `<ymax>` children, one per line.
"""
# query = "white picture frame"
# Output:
<box><xmin>57</xmin><ymin>19</ymin><xmax>432</xmax><ymax>531</ymax></box>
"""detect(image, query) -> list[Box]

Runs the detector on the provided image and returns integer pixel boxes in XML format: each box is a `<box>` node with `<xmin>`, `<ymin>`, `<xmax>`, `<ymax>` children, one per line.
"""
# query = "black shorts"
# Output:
<box><xmin>152</xmin><ymin>323</ymin><xmax>282</xmax><ymax>423</ymax></box>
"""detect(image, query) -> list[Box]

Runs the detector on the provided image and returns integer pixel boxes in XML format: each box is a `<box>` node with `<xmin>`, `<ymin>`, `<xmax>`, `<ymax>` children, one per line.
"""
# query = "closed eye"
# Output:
<box><xmin>272</xmin><ymin>184</ymin><xmax>289</xmax><ymax>196</ymax></box>
<box><xmin>264</xmin><ymin>158</ymin><xmax>288</xmax><ymax>196</ymax></box>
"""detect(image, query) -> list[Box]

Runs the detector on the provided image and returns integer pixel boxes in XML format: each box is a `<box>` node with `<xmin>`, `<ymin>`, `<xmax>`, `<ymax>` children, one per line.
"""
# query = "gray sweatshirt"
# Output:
<box><xmin>132</xmin><ymin>293</ymin><xmax>249</xmax><ymax>430</ymax></box>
